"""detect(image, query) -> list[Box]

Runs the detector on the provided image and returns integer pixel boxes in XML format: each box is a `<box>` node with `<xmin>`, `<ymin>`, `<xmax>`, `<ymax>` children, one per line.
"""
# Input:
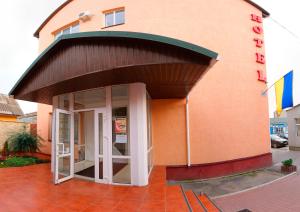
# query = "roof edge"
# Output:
<box><xmin>10</xmin><ymin>31</ymin><xmax>218</xmax><ymax>96</ymax></box>
<box><xmin>244</xmin><ymin>0</ymin><xmax>270</xmax><ymax>18</ymax></box>
<box><xmin>34</xmin><ymin>0</ymin><xmax>73</xmax><ymax>38</ymax></box>
<box><xmin>33</xmin><ymin>0</ymin><xmax>270</xmax><ymax>38</ymax></box>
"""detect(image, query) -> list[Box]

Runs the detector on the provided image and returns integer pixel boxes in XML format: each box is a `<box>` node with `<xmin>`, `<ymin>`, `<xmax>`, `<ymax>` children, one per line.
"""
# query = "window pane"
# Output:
<box><xmin>71</xmin><ymin>24</ymin><xmax>80</xmax><ymax>33</ymax></box>
<box><xmin>147</xmin><ymin>93</ymin><xmax>152</xmax><ymax>150</ymax></box>
<box><xmin>113</xmin><ymin>158</ymin><xmax>130</xmax><ymax>184</ymax></box>
<box><xmin>58</xmin><ymin>94</ymin><xmax>69</xmax><ymax>110</ymax></box>
<box><xmin>58</xmin><ymin>113</ymin><xmax>70</xmax><ymax>154</ymax></box>
<box><xmin>148</xmin><ymin>150</ymin><xmax>153</xmax><ymax>174</ymax></box>
<box><xmin>55</xmin><ymin>32</ymin><xmax>62</xmax><ymax>40</ymax></box>
<box><xmin>105</xmin><ymin>12</ymin><xmax>114</xmax><ymax>27</ymax></box>
<box><xmin>74</xmin><ymin>111</ymin><xmax>95</xmax><ymax>178</ymax></box>
<box><xmin>74</xmin><ymin>88</ymin><xmax>106</xmax><ymax>110</ymax></box>
<box><xmin>62</xmin><ymin>27</ymin><xmax>71</xmax><ymax>35</ymax></box>
<box><xmin>48</xmin><ymin>113</ymin><xmax>52</xmax><ymax>141</ymax></box>
<box><xmin>99</xmin><ymin>113</ymin><xmax>104</xmax><ymax>155</ymax></box>
<box><xmin>58</xmin><ymin>156</ymin><xmax>71</xmax><ymax>180</ymax></box>
<box><xmin>296</xmin><ymin>118</ymin><xmax>300</xmax><ymax>125</ymax></box>
<box><xmin>112</xmin><ymin>85</ymin><xmax>129</xmax><ymax>156</ymax></box>
<box><xmin>115</xmin><ymin>10</ymin><xmax>125</xmax><ymax>25</ymax></box>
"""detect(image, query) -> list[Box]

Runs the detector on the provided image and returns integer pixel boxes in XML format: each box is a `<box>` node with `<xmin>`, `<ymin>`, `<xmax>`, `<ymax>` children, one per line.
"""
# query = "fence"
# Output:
<box><xmin>0</xmin><ymin>120</ymin><xmax>31</xmax><ymax>150</ymax></box>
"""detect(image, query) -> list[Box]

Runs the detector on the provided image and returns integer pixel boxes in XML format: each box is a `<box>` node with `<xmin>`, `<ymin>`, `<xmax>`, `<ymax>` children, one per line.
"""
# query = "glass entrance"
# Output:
<box><xmin>54</xmin><ymin>85</ymin><xmax>135</xmax><ymax>185</ymax></box>
<box><xmin>55</xmin><ymin>109</ymin><xmax>73</xmax><ymax>184</ymax></box>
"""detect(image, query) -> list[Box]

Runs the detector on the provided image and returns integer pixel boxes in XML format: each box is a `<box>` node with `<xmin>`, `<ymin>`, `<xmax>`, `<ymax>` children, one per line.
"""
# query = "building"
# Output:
<box><xmin>287</xmin><ymin>105</ymin><xmax>300</xmax><ymax>150</ymax></box>
<box><xmin>0</xmin><ymin>94</ymin><xmax>23</xmax><ymax>121</ymax></box>
<box><xmin>270</xmin><ymin>117</ymin><xmax>288</xmax><ymax>136</ymax></box>
<box><xmin>17</xmin><ymin>112</ymin><xmax>37</xmax><ymax>123</ymax></box>
<box><xmin>270</xmin><ymin>111</ymin><xmax>288</xmax><ymax>137</ymax></box>
<box><xmin>10</xmin><ymin>0</ymin><xmax>271</xmax><ymax>185</ymax></box>
<box><xmin>0</xmin><ymin>94</ymin><xmax>26</xmax><ymax>152</ymax></box>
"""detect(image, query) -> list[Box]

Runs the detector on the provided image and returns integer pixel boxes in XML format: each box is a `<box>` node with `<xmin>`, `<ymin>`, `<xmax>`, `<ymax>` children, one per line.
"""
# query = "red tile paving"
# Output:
<box><xmin>215</xmin><ymin>173</ymin><xmax>300</xmax><ymax>212</ymax></box>
<box><xmin>0</xmin><ymin>164</ymin><xmax>190</xmax><ymax>212</ymax></box>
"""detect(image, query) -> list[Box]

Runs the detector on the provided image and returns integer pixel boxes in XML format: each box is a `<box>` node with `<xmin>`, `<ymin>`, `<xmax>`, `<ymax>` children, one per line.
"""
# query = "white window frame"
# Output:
<box><xmin>146</xmin><ymin>92</ymin><xmax>153</xmax><ymax>176</ymax></box>
<box><xmin>54</xmin><ymin>23</ymin><xmax>80</xmax><ymax>40</ymax></box>
<box><xmin>104</xmin><ymin>9</ymin><xmax>125</xmax><ymax>27</ymax></box>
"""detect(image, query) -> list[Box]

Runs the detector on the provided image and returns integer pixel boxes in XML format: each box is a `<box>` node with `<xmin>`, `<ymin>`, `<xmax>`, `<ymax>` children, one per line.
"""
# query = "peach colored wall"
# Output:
<box><xmin>151</xmin><ymin>99</ymin><xmax>187</xmax><ymax>165</ymax></box>
<box><xmin>36</xmin><ymin>0</ymin><xmax>270</xmax><ymax>165</ymax></box>
<box><xmin>37</xmin><ymin>103</ymin><xmax>52</xmax><ymax>154</ymax></box>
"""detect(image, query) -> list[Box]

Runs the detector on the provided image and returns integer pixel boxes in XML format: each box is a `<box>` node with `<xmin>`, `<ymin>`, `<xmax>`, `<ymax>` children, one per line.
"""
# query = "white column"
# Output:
<box><xmin>129</xmin><ymin>83</ymin><xmax>148</xmax><ymax>186</ymax></box>
<box><xmin>105</xmin><ymin>86</ymin><xmax>113</xmax><ymax>183</ymax></box>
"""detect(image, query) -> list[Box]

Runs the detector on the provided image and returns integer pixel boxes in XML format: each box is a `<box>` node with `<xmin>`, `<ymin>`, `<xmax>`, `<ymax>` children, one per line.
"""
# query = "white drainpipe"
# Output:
<box><xmin>186</xmin><ymin>95</ymin><xmax>191</xmax><ymax>167</ymax></box>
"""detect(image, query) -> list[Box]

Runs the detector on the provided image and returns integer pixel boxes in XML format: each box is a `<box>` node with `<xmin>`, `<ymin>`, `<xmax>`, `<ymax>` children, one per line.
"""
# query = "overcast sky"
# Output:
<box><xmin>0</xmin><ymin>0</ymin><xmax>299</xmax><ymax>117</ymax></box>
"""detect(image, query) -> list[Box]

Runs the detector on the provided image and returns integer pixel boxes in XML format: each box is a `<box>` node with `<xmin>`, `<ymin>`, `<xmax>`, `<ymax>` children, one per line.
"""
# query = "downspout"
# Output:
<box><xmin>186</xmin><ymin>95</ymin><xmax>191</xmax><ymax>167</ymax></box>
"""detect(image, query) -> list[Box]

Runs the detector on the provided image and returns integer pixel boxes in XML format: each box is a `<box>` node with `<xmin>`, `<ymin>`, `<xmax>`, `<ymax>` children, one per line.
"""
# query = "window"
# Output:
<box><xmin>111</xmin><ymin>85</ymin><xmax>131</xmax><ymax>184</ymax></box>
<box><xmin>111</xmin><ymin>85</ymin><xmax>129</xmax><ymax>156</ymax></box>
<box><xmin>104</xmin><ymin>9</ymin><xmax>125</xmax><ymax>27</ymax></box>
<box><xmin>74</xmin><ymin>88</ymin><xmax>106</xmax><ymax>110</ymax></box>
<box><xmin>147</xmin><ymin>93</ymin><xmax>153</xmax><ymax>174</ymax></box>
<box><xmin>296</xmin><ymin>119</ymin><xmax>300</xmax><ymax>136</ymax></box>
<box><xmin>58</xmin><ymin>94</ymin><xmax>70</xmax><ymax>110</ymax></box>
<box><xmin>54</xmin><ymin>23</ymin><xmax>80</xmax><ymax>40</ymax></box>
<box><xmin>48</xmin><ymin>113</ymin><xmax>52</xmax><ymax>141</ymax></box>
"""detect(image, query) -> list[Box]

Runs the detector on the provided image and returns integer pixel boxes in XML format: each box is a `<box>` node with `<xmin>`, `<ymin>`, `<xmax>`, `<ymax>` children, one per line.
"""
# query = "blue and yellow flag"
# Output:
<box><xmin>275</xmin><ymin>70</ymin><xmax>293</xmax><ymax>116</ymax></box>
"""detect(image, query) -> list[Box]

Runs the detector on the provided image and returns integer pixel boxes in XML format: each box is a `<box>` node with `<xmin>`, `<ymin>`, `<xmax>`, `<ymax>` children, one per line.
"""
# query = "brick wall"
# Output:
<box><xmin>0</xmin><ymin>121</ymin><xmax>30</xmax><ymax>150</ymax></box>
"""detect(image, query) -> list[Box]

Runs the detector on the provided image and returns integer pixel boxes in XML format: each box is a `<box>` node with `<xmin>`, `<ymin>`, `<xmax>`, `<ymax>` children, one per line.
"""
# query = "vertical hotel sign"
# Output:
<box><xmin>251</xmin><ymin>14</ymin><xmax>267</xmax><ymax>83</ymax></box>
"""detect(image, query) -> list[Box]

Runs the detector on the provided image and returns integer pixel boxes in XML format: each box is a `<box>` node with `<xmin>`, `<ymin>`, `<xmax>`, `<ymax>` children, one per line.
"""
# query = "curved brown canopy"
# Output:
<box><xmin>10</xmin><ymin>31</ymin><xmax>218</xmax><ymax>104</ymax></box>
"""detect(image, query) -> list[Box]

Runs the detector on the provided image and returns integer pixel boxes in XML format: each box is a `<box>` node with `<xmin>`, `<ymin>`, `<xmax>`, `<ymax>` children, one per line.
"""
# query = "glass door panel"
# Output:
<box><xmin>74</xmin><ymin>111</ymin><xmax>95</xmax><ymax>180</ymax></box>
<box><xmin>55</xmin><ymin>109</ymin><xmax>73</xmax><ymax>184</ymax></box>
<box><xmin>112</xmin><ymin>158</ymin><xmax>131</xmax><ymax>184</ymax></box>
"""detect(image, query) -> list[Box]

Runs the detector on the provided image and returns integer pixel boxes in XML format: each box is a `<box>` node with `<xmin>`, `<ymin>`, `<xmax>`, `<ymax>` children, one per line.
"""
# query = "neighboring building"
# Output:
<box><xmin>0</xmin><ymin>94</ymin><xmax>26</xmax><ymax>151</ymax></box>
<box><xmin>287</xmin><ymin>105</ymin><xmax>300</xmax><ymax>150</ymax></box>
<box><xmin>270</xmin><ymin>118</ymin><xmax>288</xmax><ymax>136</ymax></box>
<box><xmin>18</xmin><ymin>112</ymin><xmax>37</xmax><ymax>123</ymax></box>
<box><xmin>10</xmin><ymin>0</ymin><xmax>271</xmax><ymax>185</ymax></box>
<box><xmin>0</xmin><ymin>94</ymin><xmax>23</xmax><ymax>121</ymax></box>
<box><xmin>270</xmin><ymin>110</ymin><xmax>288</xmax><ymax>137</ymax></box>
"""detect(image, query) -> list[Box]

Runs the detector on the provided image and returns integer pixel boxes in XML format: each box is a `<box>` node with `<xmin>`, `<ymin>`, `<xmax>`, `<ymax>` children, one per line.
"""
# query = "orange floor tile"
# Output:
<box><xmin>0</xmin><ymin>164</ymin><xmax>189</xmax><ymax>212</ymax></box>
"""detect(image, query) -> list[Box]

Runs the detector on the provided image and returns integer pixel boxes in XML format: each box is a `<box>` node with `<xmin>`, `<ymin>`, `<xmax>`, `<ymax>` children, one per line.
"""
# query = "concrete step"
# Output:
<box><xmin>181</xmin><ymin>185</ymin><xmax>222</xmax><ymax>212</ymax></box>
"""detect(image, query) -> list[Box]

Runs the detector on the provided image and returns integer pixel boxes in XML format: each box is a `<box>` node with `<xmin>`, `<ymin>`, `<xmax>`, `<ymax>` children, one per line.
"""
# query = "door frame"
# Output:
<box><xmin>94</xmin><ymin>108</ymin><xmax>110</xmax><ymax>183</ymax></box>
<box><xmin>54</xmin><ymin>108</ymin><xmax>74</xmax><ymax>184</ymax></box>
<box><xmin>68</xmin><ymin>107</ymin><xmax>111</xmax><ymax>184</ymax></box>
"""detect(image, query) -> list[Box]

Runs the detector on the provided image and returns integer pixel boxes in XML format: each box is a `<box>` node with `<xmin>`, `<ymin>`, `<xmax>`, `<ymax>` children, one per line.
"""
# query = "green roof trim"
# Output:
<box><xmin>10</xmin><ymin>31</ymin><xmax>218</xmax><ymax>95</ymax></box>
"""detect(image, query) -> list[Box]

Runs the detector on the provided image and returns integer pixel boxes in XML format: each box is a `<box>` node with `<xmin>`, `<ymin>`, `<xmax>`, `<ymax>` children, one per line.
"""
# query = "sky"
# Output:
<box><xmin>0</xmin><ymin>0</ymin><xmax>300</xmax><ymax>117</ymax></box>
<box><xmin>0</xmin><ymin>0</ymin><xmax>65</xmax><ymax>113</ymax></box>
<box><xmin>253</xmin><ymin>0</ymin><xmax>300</xmax><ymax>117</ymax></box>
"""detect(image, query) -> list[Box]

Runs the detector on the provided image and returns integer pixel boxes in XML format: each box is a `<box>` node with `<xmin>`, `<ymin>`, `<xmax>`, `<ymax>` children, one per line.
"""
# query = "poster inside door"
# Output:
<box><xmin>115</xmin><ymin>117</ymin><xmax>127</xmax><ymax>143</ymax></box>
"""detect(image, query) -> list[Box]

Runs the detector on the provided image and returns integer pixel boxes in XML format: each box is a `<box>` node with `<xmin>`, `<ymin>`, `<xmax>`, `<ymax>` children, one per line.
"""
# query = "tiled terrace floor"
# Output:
<box><xmin>0</xmin><ymin>164</ymin><xmax>189</xmax><ymax>212</ymax></box>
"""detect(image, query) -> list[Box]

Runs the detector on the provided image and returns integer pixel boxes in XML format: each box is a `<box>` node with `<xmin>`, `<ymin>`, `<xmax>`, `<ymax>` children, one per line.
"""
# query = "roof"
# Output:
<box><xmin>33</xmin><ymin>0</ymin><xmax>270</xmax><ymax>38</ymax></box>
<box><xmin>10</xmin><ymin>30</ymin><xmax>218</xmax><ymax>98</ymax></box>
<box><xmin>10</xmin><ymin>31</ymin><xmax>218</xmax><ymax>102</ymax></box>
<box><xmin>34</xmin><ymin>0</ymin><xmax>72</xmax><ymax>38</ymax></box>
<box><xmin>244</xmin><ymin>0</ymin><xmax>270</xmax><ymax>17</ymax></box>
<box><xmin>0</xmin><ymin>94</ymin><xmax>23</xmax><ymax>116</ymax></box>
<box><xmin>18</xmin><ymin>112</ymin><xmax>37</xmax><ymax>119</ymax></box>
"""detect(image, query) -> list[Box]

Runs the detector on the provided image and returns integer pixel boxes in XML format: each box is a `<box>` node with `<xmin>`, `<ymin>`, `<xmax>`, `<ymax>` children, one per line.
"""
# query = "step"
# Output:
<box><xmin>196</xmin><ymin>192</ymin><xmax>222</xmax><ymax>212</ymax></box>
<box><xmin>180</xmin><ymin>186</ymin><xmax>206</xmax><ymax>212</ymax></box>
